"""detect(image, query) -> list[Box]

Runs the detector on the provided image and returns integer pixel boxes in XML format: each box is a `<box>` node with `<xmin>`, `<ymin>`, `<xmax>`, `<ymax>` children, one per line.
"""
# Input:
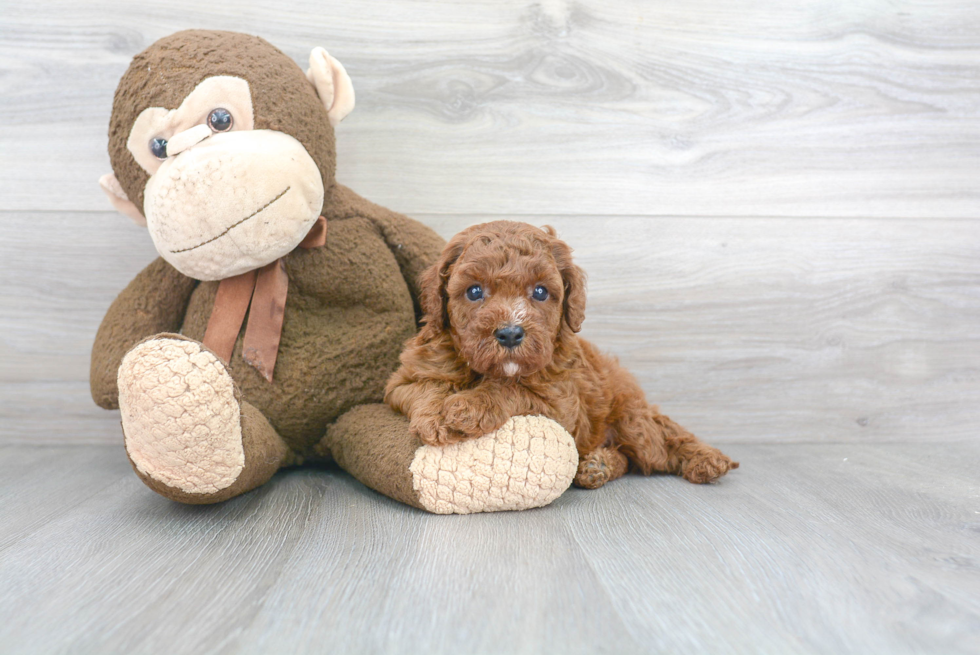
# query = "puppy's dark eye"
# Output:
<box><xmin>466</xmin><ymin>285</ymin><xmax>483</xmax><ymax>301</ymax></box>
<box><xmin>149</xmin><ymin>137</ymin><xmax>168</xmax><ymax>160</ymax></box>
<box><xmin>207</xmin><ymin>108</ymin><xmax>233</xmax><ymax>132</ymax></box>
<box><xmin>532</xmin><ymin>285</ymin><xmax>549</xmax><ymax>301</ymax></box>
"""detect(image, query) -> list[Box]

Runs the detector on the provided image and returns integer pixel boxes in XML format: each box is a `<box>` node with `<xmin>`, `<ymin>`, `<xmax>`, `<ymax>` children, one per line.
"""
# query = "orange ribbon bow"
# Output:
<box><xmin>202</xmin><ymin>216</ymin><xmax>327</xmax><ymax>382</ymax></box>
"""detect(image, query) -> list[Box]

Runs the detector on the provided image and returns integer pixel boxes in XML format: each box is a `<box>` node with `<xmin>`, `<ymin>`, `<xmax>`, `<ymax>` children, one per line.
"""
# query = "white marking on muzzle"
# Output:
<box><xmin>503</xmin><ymin>362</ymin><xmax>520</xmax><ymax>377</ymax></box>
<box><xmin>511</xmin><ymin>299</ymin><xmax>529</xmax><ymax>325</ymax></box>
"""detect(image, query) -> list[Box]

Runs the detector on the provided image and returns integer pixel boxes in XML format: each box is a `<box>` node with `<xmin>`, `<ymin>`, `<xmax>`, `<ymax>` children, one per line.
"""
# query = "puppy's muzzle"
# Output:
<box><xmin>495</xmin><ymin>325</ymin><xmax>524</xmax><ymax>350</ymax></box>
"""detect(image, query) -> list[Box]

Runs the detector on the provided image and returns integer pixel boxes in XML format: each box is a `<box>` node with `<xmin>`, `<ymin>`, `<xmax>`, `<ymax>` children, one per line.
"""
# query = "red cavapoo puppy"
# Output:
<box><xmin>385</xmin><ymin>221</ymin><xmax>738</xmax><ymax>489</ymax></box>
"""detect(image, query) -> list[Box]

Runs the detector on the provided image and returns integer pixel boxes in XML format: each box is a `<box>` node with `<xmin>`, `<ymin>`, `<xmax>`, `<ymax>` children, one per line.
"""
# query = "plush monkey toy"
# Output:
<box><xmin>92</xmin><ymin>30</ymin><xmax>577</xmax><ymax>514</ymax></box>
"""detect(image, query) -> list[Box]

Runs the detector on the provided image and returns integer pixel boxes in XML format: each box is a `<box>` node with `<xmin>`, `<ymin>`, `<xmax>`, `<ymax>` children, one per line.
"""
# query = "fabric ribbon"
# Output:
<box><xmin>202</xmin><ymin>216</ymin><xmax>327</xmax><ymax>382</ymax></box>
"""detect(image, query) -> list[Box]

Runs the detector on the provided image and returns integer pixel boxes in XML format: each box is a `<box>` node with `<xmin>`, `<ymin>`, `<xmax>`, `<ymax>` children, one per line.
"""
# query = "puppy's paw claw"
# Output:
<box><xmin>411</xmin><ymin>415</ymin><xmax>468</xmax><ymax>446</ymax></box>
<box><xmin>435</xmin><ymin>424</ymin><xmax>469</xmax><ymax>445</ymax></box>
<box><xmin>682</xmin><ymin>450</ymin><xmax>739</xmax><ymax>484</ymax></box>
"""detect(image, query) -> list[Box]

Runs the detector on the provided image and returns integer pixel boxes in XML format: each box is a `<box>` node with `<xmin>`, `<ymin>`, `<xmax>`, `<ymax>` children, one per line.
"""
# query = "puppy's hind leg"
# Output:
<box><xmin>607</xmin><ymin>374</ymin><xmax>738</xmax><ymax>484</ymax></box>
<box><xmin>608</xmin><ymin>395</ymin><xmax>670</xmax><ymax>475</ymax></box>
<box><xmin>574</xmin><ymin>447</ymin><xmax>629</xmax><ymax>490</ymax></box>
<box><xmin>652</xmin><ymin>413</ymin><xmax>739</xmax><ymax>483</ymax></box>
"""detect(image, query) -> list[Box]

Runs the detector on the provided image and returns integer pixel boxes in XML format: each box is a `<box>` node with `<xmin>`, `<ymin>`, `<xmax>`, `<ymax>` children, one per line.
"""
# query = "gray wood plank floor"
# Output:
<box><xmin>1</xmin><ymin>442</ymin><xmax>977</xmax><ymax>655</ymax></box>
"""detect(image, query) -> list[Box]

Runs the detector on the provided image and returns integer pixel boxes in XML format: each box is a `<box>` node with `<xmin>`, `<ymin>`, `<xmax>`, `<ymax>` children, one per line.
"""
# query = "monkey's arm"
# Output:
<box><xmin>365</xmin><ymin>204</ymin><xmax>444</xmax><ymax>319</ymax></box>
<box><xmin>327</xmin><ymin>185</ymin><xmax>445</xmax><ymax>323</ymax></box>
<box><xmin>90</xmin><ymin>257</ymin><xmax>197</xmax><ymax>409</ymax></box>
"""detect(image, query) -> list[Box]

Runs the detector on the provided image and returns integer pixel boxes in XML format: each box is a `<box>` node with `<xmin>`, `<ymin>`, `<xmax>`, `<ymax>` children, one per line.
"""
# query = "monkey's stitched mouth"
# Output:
<box><xmin>170</xmin><ymin>186</ymin><xmax>291</xmax><ymax>254</ymax></box>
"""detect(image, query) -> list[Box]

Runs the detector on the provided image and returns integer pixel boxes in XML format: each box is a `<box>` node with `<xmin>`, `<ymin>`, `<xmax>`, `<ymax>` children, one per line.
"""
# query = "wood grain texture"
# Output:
<box><xmin>2</xmin><ymin>4</ymin><xmax>978</xmax><ymax>653</ymax></box>
<box><xmin>3</xmin><ymin>211</ymin><xmax>977</xmax><ymax>445</ymax></box>
<box><xmin>1</xmin><ymin>0</ymin><xmax>979</xmax><ymax>217</ymax></box>
<box><xmin>0</xmin><ymin>442</ymin><xmax>977</xmax><ymax>654</ymax></box>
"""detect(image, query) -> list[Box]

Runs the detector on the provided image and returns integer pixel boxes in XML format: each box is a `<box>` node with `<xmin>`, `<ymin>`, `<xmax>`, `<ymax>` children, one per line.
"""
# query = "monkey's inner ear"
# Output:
<box><xmin>99</xmin><ymin>173</ymin><xmax>146</xmax><ymax>226</ymax></box>
<box><xmin>306</xmin><ymin>47</ymin><xmax>355</xmax><ymax>127</ymax></box>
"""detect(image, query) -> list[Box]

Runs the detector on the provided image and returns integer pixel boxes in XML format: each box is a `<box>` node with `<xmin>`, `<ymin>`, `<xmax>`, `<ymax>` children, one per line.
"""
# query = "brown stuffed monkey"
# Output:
<box><xmin>91</xmin><ymin>30</ymin><xmax>577</xmax><ymax>514</ymax></box>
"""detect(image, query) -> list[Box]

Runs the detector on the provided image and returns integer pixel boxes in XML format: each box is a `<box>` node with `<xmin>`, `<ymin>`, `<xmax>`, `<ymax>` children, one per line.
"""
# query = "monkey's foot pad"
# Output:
<box><xmin>118</xmin><ymin>337</ymin><xmax>244</xmax><ymax>495</ymax></box>
<box><xmin>409</xmin><ymin>415</ymin><xmax>579</xmax><ymax>514</ymax></box>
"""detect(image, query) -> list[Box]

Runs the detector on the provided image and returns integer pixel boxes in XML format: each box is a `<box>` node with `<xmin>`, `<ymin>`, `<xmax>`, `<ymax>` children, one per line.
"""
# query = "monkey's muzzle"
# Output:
<box><xmin>143</xmin><ymin>129</ymin><xmax>324</xmax><ymax>281</ymax></box>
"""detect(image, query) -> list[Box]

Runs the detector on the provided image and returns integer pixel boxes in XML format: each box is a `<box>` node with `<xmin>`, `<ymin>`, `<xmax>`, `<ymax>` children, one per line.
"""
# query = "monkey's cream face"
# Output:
<box><xmin>126</xmin><ymin>76</ymin><xmax>323</xmax><ymax>280</ymax></box>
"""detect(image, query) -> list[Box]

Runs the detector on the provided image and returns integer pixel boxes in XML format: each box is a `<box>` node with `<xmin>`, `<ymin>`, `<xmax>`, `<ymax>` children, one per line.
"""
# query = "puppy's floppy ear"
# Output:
<box><xmin>547</xmin><ymin>227</ymin><xmax>587</xmax><ymax>333</ymax></box>
<box><xmin>419</xmin><ymin>232</ymin><xmax>468</xmax><ymax>332</ymax></box>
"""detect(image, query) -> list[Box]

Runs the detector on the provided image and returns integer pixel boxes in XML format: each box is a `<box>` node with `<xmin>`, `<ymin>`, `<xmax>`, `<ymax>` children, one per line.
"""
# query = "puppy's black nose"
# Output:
<box><xmin>495</xmin><ymin>325</ymin><xmax>524</xmax><ymax>349</ymax></box>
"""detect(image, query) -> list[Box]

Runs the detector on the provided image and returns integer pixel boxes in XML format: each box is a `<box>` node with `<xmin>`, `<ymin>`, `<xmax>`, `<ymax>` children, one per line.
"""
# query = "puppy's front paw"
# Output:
<box><xmin>410</xmin><ymin>414</ymin><xmax>468</xmax><ymax>446</ymax></box>
<box><xmin>682</xmin><ymin>447</ymin><xmax>740</xmax><ymax>484</ymax></box>
<box><xmin>442</xmin><ymin>393</ymin><xmax>503</xmax><ymax>438</ymax></box>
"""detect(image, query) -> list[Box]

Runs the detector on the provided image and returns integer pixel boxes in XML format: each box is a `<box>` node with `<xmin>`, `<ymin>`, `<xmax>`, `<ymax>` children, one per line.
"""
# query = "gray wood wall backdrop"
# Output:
<box><xmin>1</xmin><ymin>0</ymin><xmax>978</xmax><ymax>445</ymax></box>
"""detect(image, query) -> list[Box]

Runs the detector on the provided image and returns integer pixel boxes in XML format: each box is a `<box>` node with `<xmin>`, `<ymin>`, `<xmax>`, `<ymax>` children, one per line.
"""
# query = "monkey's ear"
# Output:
<box><xmin>306</xmin><ymin>47</ymin><xmax>355</xmax><ymax>127</ymax></box>
<box><xmin>99</xmin><ymin>173</ymin><xmax>146</xmax><ymax>226</ymax></box>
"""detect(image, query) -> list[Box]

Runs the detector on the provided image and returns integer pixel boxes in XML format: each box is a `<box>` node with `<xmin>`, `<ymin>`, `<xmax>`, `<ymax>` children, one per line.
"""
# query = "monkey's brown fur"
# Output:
<box><xmin>386</xmin><ymin>221</ymin><xmax>739</xmax><ymax>488</ymax></box>
<box><xmin>92</xmin><ymin>31</ymin><xmax>445</xmax><ymax>503</ymax></box>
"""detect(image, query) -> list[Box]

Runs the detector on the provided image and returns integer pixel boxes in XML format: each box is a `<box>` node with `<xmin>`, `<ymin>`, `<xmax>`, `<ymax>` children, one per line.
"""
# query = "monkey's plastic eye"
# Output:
<box><xmin>149</xmin><ymin>137</ymin><xmax>168</xmax><ymax>160</ymax></box>
<box><xmin>532</xmin><ymin>285</ymin><xmax>549</xmax><ymax>301</ymax></box>
<box><xmin>207</xmin><ymin>108</ymin><xmax>233</xmax><ymax>132</ymax></box>
<box><xmin>466</xmin><ymin>285</ymin><xmax>483</xmax><ymax>301</ymax></box>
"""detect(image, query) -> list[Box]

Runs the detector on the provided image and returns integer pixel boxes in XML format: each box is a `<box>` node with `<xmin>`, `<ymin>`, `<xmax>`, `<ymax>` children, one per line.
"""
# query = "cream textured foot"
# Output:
<box><xmin>409</xmin><ymin>415</ymin><xmax>579</xmax><ymax>514</ymax></box>
<box><xmin>118</xmin><ymin>336</ymin><xmax>245</xmax><ymax>495</ymax></box>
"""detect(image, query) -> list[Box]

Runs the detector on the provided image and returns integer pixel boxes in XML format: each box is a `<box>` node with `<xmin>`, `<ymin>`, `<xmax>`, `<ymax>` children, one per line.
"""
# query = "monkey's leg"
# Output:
<box><xmin>319</xmin><ymin>405</ymin><xmax>579</xmax><ymax>514</ymax></box>
<box><xmin>573</xmin><ymin>447</ymin><xmax>630</xmax><ymax>490</ymax></box>
<box><xmin>118</xmin><ymin>334</ymin><xmax>293</xmax><ymax>504</ymax></box>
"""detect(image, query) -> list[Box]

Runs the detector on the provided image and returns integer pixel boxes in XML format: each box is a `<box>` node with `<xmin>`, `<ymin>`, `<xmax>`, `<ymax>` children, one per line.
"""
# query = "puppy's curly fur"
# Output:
<box><xmin>385</xmin><ymin>221</ymin><xmax>738</xmax><ymax>488</ymax></box>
